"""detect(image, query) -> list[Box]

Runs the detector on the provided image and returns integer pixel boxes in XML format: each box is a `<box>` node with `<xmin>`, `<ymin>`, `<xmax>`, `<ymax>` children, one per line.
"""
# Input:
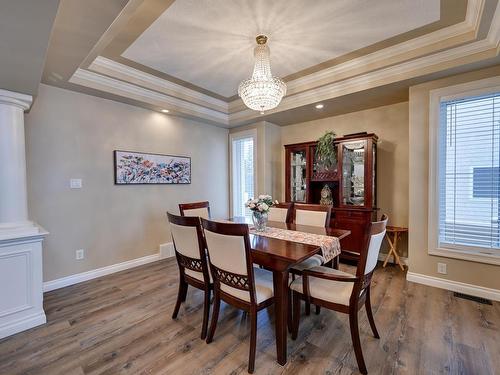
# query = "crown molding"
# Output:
<box><xmin>69</xmin><ymin>68</ymin><xmax>229</xmax><ymax>126</ymax></box>
<box><xmin>89</xmin><ymin>56</ymin><xmax>229</xmax><ymax>113</ymax></box>
<box><xmin>68</xmin><ymin>0</ymin><xmax>499</xmax><ymax>127</ymax></box>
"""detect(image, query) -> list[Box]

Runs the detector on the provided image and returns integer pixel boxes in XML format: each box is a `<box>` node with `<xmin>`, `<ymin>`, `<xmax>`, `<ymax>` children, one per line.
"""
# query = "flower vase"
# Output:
<box><xmin>252</xmin><ymin>211</ymin><xmax>268</xmax><ymax>232</ymax></box>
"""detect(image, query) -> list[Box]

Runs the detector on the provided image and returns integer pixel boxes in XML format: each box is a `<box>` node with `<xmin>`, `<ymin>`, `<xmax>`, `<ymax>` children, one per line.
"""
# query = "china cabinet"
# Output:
<box><xmin>284</xmin><ymin>132</ymin><xmax>378</xmax><ymax>258</ymax></box>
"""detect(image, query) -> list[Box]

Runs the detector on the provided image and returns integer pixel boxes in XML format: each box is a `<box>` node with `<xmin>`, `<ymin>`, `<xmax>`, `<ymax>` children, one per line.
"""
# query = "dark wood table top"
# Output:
<box><xmin>227</xmin><ymin>217</ymin><xmax>351</xmax><ymax>269</ymax></box>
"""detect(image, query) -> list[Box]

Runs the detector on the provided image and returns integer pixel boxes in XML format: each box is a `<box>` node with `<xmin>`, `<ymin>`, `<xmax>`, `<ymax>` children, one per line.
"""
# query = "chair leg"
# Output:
<box><xmin>349</xmin><ymin>308</ymin><xmax>367</xmax><ymax>375</ymax></box>
<box><xmin>291</xmin><ymin>292</ymin><xmax>301</xmax><ymax>340</ymax></box>
<box><xmin>305</xmin><ymin>300</ymin><xmax>311</xmax><ymax>316</ymax></box>
<box><xmin>287</xmin><ymin>288</ymin><xmax>293</xmax><ymax>333</ymax></box>
<box><xmin>200</xmin><ymin>287</ymin><xmax>211</xmax><ymax>340</ymax></box>
<box><xmin>315</xmin><ymin>305</ymin><xmax>321</xmax><ymax>315</ymax></box>
<box><xmin>365</xmin><ymin>286</ymin><xmax>380</xmax><ymax>339</ymax></box>
<box><xmin>172</xmin><ymin>278</ymin><xmax>188</xmax><ymax>319</ymax></box>
<box><xmin>206</xmin><ymin>291</ymin><xmax>221</xmax><ymax>344</ymax></box>
<box><xmin>248</xmin><ymin>308</ymin><xmax>257</xmax><ymax>373</ymax></box>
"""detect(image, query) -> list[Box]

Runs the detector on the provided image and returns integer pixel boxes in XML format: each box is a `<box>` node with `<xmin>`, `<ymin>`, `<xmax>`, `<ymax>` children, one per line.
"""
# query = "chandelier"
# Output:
<box><xmin>238</xmin><ymin>35</ymin><xmax>287</xmax><ymax>112</ymax></box>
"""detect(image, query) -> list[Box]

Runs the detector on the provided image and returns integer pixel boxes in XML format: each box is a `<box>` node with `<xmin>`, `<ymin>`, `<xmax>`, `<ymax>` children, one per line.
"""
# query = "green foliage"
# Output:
<box><xmin>315</xmin><ymin>131</ymin><xmax>337</xmax><ymax>169</ymax></box>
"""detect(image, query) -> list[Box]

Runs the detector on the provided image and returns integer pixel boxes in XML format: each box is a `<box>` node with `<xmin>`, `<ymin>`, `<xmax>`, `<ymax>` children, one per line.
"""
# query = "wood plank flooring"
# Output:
<box><xmin>0</xmin><ymin>259</ymin><xmax>498</xmax><ymax>374</ymax></box>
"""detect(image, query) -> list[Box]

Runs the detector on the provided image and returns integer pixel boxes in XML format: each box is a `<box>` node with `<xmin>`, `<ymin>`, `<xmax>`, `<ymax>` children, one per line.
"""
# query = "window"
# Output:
<box><xmin>230</xmin><ymin>130</ymin><xmax>256</xmax><ymax>217</ymax></box>
<box><xmin>429</xmin><ymin>77</ymin><xmax>500</xmax><ymax>265</ymax></box>
<box><xmin>473</xmin><ymin>167</ymin><xmax>499</xmax><ymax>198</ymax></box>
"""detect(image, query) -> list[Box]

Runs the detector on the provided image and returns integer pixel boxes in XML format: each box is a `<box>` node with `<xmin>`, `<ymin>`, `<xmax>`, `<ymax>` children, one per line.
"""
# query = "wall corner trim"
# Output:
<box><xmin>43</xmin><ymin>243</ymin><xmax>174</xmax><ymax>292</ymax></box>
<box><xmin>406</xmin><ymin>271</ymin><xmax>500</xmax><ymax>302</ymax></box>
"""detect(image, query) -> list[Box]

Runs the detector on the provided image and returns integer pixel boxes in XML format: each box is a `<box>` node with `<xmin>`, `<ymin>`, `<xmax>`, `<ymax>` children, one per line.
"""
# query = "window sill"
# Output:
<box><xmin>429</xmin><ymin>247</ymin><xmax>500</xmax><ymax>266</ymax></box>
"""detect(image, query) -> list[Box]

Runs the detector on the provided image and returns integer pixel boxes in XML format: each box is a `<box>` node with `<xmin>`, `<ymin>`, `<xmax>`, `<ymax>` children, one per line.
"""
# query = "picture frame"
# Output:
<box><xmin>114</xmin><ymin>150</ymin><xmax>191</xmax><ymax>185</ymax></box>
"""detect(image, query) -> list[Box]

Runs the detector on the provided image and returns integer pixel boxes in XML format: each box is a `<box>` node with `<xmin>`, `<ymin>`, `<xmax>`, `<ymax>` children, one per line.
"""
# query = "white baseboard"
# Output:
<box><xmin>378</xmin><ymin>252</ymin><xmax>408</xmax><ymax>265</ymax></box>
<box><xmin>0</xmin><ymin>311</ymin><xmax>46</xmax><ymax>340</ymax></box>
<box><xmin>407</xmin><ymin>272</ymin><xmax>500</xmax><ymax>302</ymax></box>
<box><xmin>43</xmin><ymin>242</ymin><xmax>174</xmax><ymax>292</ymax></box>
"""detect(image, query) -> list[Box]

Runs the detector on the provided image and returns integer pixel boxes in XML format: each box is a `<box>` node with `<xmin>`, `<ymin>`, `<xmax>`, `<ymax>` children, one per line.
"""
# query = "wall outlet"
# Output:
<box><xmin>437</xmin><ymin>262</ymin><xmax>447</xmax><ymax>274</ymax></box>
<box><xmin>76</xmin><ymin>249</ymin><xmax>85</xmax><ymax>260</ymax></box>
<box><xmin>70</xmin><ymin>179</ymin><xmax>82</xmax><ymax>189</ymax></box>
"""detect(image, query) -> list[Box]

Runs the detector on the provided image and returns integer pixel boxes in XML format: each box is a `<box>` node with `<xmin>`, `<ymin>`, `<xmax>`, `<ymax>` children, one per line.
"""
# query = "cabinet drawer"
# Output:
<box><xmin>335</xmin><ymin>210</ymin><xmax>368</xmax><ymax>220</ymax></box>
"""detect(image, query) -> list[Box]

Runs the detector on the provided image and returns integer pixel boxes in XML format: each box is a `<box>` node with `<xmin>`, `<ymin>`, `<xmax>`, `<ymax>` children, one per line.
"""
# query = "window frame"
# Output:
<box><xmin>428</xmin><ymin>76</ymin><xmax>500</xmax><ymax>265</ymax></box>
<box><xmin>229</xmin><ymin>129</ymin><xmax>258</xmax><ymax>218</ymax></box>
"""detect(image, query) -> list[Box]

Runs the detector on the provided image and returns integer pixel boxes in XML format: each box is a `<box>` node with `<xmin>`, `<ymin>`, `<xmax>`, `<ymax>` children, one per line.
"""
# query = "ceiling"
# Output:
<box><xmin>41</xmin><ymin>0</ymin><xmax>500</xmax><ymax>127</ymax></box>
<box><xmin>0</xmin><ymin>0</ymin><xmax>60</xmax><ymax>96</ymax></box>
<box><xmin>121</xmin><ymin>0</ymin><xmax>440</xmax><ymax>97</ymax></box>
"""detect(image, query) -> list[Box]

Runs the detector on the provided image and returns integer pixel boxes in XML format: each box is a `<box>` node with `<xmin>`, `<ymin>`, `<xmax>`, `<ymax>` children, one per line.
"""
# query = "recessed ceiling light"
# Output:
<box><xmin>161</xmin><ymin>109</ymin><xmax>169</xmax><ymax>113</ymax></box>
<box><xmin>315</xmin><ymin>103</ymin><xmax>324</xmax><ymax>109</ymax></box>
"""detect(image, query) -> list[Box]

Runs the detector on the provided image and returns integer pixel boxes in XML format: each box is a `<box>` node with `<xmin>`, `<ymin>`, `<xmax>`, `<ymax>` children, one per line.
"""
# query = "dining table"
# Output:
<box><xmin>229</xmin><ymin>217</ymin><xmax>351</xmax><ymax>366</ymax></box>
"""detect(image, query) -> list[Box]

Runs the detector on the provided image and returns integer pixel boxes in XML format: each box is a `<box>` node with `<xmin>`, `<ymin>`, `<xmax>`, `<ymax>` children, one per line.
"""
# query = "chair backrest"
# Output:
<box><xmin>293</xmin><ymin>203</ymin><xmax>332</xmax><ymax>227</ymax></box>
<box><xmin>179</xmin><ymin>201</ymin><xmax>210</xmax><ymax>219</ymax></box>
<box><xmin>268</xmin><ymin>202</ymin><xmax>293</xmax><ymax>223</ymax></box>
<box><xmin>201</xmin><ymin>219</ymin><xmax>256</xmax><ymax>304</ymax></box>
<box><xmin>358</xmin><ymin>214</ymin><xmax>388</xmax><ymax>276</ymax></box>
<box><xmin>167</xmin><ymin>211</ymin><xmax>210</xmax><ymax>284</ymax></box>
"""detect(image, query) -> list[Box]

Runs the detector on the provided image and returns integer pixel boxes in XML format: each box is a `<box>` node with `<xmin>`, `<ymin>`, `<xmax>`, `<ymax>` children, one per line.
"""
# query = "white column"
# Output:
<box><xmin>0</xmin><ymin>89</ymin><xmax>47</xmax><ymax>339</ymax></box>
<box><xmin>0</xmin><ymin>89</ymin><xmax>32</xmax><ymax>229</ymax></box>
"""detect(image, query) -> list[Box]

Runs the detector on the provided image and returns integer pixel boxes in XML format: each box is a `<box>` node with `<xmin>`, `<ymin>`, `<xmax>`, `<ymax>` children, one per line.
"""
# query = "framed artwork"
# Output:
<box><xmin>114</xmin><ymin>150</ymin><xmax>191</xmax><ymax>185</ymax></box>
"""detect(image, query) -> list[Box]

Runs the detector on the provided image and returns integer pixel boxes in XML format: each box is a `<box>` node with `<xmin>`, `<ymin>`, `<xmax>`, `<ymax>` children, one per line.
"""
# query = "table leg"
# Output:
<box><xmin>273</xmin><ymin>270</ymin><xmax>289</xmax><ymax>366</ymax></box>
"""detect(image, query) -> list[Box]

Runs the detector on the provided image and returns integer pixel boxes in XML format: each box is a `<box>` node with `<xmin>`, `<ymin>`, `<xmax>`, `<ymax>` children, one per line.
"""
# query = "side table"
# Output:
<box><xmin>383</xmin><ymin>226</ymin><xmax>408</xmax><ymax>271</ymax></box>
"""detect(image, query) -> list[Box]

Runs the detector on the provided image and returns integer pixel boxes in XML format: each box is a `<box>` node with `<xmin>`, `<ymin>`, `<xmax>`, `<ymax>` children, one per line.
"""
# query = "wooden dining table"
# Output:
<box><xmin>230</xmin><ymin>218</ymin><xmax>351</xmax><ymax>366</ymax></box>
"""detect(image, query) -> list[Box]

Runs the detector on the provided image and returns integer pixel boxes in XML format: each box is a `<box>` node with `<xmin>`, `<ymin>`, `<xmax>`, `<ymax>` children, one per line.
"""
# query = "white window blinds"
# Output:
<box><xmin>439</xmin><ymin>92</ymin><xmax>500</xmax><ymax>252</ymax></box>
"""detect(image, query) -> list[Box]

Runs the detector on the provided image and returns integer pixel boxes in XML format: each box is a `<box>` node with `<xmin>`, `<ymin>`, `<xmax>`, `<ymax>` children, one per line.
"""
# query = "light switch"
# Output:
<box><xmin>70</xmin><ymin>179</ymin><xmax>82</xmax><ymax>189</ymax></box>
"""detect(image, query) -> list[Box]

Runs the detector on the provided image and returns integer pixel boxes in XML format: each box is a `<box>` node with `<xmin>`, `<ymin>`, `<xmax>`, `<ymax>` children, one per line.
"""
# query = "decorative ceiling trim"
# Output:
<box><xmin>89</xmin><ymin>56</ymin><xmax>229</xmax><ymax>113</ymax></box>
<box><xmin>69</xmin><ymin>68</ymin><xmax>229</xmax><ymax>126</ymax></box>
<box><xmin>66</xmin><ymin>0</ymin><xmax>500</xmax><ymax>128</ymax></box>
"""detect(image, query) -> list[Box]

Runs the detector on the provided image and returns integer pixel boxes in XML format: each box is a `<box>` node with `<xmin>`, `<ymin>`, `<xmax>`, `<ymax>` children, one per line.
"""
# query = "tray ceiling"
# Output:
<box><xmin>42</xmin><ymin>0</ymin><xmax>500</xmax><ymax>128</ymax></box>
<box><xmin>121</xmin><ymin>0</ymin><xmax>440</xmax><ymax>97</ymax></box>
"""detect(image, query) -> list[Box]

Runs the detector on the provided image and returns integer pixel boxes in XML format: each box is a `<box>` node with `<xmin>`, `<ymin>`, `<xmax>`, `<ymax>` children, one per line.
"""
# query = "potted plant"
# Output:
<box><xmin>315</xmin><ymin>131</ymin><xmax>337</xmax><ymax>172</ymax></box>
<box><xmin>245</xmin><ymin>195</ymin><xmax>278</xmax><ymax>232</ymax></box>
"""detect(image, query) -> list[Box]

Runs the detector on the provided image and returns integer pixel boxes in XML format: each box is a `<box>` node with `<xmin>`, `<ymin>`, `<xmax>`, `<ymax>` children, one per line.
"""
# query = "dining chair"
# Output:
<box><xmin>179</xmin><ymin>201</ymin><xmax>211</xmax><ymax>219</ymax></box>
<box><xmin>167</xmin><ymin>212</ymin><xmax>212</xmax><ymax>340</ymax></box>
<box><xmin>290</xmin><ymin>214</ymin><xmax>388</xmax><ymax>374</ymax></box>
<box><xmin>293</xmin><ymin>203</ymin><xmax>332</xmax><ymax>227</ymax></box>
<box><xmin>267</xmin><ymin>202</ymin><xmax>293</xmax><ymax>223</ymax></box>
<box><xmin>201</xmin><ymin>219</ymin><xmax>274</xmax><ymax>374</ymax></box>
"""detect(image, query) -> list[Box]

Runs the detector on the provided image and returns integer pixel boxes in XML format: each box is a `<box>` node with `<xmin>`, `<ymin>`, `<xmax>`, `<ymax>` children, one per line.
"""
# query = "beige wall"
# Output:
<box><xmin>409</xmin><ymin>65</ymin><xmax>500</xmax><ymax>290</ymax></box>
<box><xmin>26</xmin><ymin>84</ymin><xmax>229</xmax><ymax>282</ymax></box>
<box><xmin>280</xmin><ymin>102</ymin><xmax>410</xmax><ymax>255</ymax></box>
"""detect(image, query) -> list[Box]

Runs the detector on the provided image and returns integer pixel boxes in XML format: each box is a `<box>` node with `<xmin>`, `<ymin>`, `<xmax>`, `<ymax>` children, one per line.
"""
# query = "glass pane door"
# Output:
<box><xmin>232</xmin><ymin>136</ymin><xmax>255</xmax><ymax>217</ymax></box>
<box><xmin>342</xmin><ymin>141</ymin><xmax>366</xmax><ymax>206</ymax></box>
<box><xmin>290</xmin><ymin>149</ymin><xmax>307</xmax><ymax>202</ymax></box>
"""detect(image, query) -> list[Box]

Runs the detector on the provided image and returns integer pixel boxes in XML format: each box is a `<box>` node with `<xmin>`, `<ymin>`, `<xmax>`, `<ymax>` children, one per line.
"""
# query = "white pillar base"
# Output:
<box><xmin>0</xmin><ymin>226</ymin><xmax>48</xmax><ymax>339</ymax></box>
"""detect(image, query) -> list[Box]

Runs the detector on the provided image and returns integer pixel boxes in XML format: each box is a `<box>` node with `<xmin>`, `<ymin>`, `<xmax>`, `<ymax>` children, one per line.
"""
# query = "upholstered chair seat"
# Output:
<box><xmin>184</xmin><ymin>267</ymin><xmax>213</xmax><ymax>283</ymax></box>
<box><xmin>220</xmin><ymin>267</ymin><xmax>273</xmax><ymax>303</ymax></box>
<box><xmin>290</xmin><ymin>267</ymin><xmax>354</xmax><ymax>306</ymax></box>
<box><xmin>289</xmin><ymin>254</ymin><xmax>323</xmax><ymax>272</ymax></box>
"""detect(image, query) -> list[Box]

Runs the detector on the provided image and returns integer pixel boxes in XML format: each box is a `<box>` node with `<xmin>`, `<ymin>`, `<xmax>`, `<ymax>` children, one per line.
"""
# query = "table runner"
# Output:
<box><xmin>249</xmin><ymin>226</ymin><xmax>341</xmax><ymax>263</ymax></box>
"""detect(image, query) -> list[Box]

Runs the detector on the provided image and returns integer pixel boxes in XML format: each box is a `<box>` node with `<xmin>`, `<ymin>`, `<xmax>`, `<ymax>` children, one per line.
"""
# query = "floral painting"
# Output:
<box><xmin>114</xmin><ymin>150</ymin><xmax>191</xmax><ymax>184</ymax></box>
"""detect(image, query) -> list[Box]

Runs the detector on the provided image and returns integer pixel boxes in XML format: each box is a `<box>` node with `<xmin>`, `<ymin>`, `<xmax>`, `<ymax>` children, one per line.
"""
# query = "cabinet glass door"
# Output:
<box><xmin>290</xmin><ymin>149</ymin><xmax>307</xmax><ymax>202</ymax></box>
<box><xmin>342</xmin><ymin>141</ymin><xmax>366</xmax><ymax>206</ymax></box>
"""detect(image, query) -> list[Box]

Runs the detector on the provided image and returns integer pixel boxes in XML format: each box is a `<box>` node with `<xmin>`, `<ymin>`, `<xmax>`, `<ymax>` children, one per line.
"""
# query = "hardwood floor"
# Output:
<box><xmin>0</xmin><ymin>259</ymin><xmax>498</xmax><ymax>374</ymax></box>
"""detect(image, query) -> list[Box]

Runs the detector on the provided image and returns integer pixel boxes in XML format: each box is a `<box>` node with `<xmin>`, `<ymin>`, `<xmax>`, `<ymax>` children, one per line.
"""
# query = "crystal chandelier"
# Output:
<box><xmin>238</xmin><ymin>35</ymin><xmax>286</xmax><ymax>112</ymax></box>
